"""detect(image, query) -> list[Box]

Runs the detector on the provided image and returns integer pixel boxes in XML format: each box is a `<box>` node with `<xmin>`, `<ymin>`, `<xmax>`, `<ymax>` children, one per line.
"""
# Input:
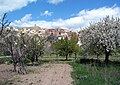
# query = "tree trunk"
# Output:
<box><xmin>35</xmin><ymin>55</ymin><xmax>38</xmax><ymax>62</ymax></box>
<box><xmin>74</xmin><ymin>53</ymin><xmax>76</xmax><ymax>60</ymax></box>
<box><xmin>104</xmin><ymin>50</ymin><xmax>110</xmax><ymax>63</ymax></box>
<box><xmin>18</xmin><ymin>58</ymin><xmax>26</xmax><ymax>74</ymax></box>
<box><xmin>65</xmin><ymin>54</ymin><xmax>68</xmax><ymax>60</ymax></box>
<box><xmin>13</xmin><ymin>62</ymin><xmax>17</xmax><ymax>72</ymax></box>
<box><xmin>16</xmin><ymin>48</ymin><xmax>26</xmax><ymax>74</ymax></box>
<box><xmin>11</xmin><ymin>50</ymin><xmax>17</xmax><ymax>72</ymax></box>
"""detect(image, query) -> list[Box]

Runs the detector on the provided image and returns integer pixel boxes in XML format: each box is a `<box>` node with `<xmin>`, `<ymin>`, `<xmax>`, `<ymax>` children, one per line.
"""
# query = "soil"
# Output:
<box><xmin>0</xmin><ymin>63</ymin><xmax>73</xmax><ymax>85</ymax></box>
<box><xmin>0</xmin><ymin>64</ymin><xmax>17</xmax><ymax>85</ymax></box>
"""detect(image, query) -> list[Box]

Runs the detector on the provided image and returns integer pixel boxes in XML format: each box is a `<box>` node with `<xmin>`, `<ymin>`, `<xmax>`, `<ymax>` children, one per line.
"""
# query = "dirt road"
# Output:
<box><xmin>0</xmin><ymin>63</ymin><xmax>73</xmax><ymax>85</ymax></box>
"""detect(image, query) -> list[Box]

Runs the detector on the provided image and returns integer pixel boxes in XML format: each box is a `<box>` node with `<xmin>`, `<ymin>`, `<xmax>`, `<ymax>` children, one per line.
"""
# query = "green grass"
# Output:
<box><xmin>0</xmin><ymin>57</ymin><xmax>12</xmax><ymax>64</ymax></box>
<box><xmin>42</xmin><ymin>54</ymin><xmax>120</xmax><ymax>61</ymax></box>
<box><xmin>69</xmin><ymin>61</ymin><xmax>120</xmax><ymax>85</ymax></box>
<box><xmin>42</xmin><ymin>54</ymin><xmax>83</xmax><ymax>58</ymax></box>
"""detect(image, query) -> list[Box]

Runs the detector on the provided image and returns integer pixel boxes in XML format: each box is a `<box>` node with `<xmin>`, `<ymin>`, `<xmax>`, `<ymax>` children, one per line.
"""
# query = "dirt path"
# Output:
<box><xmin>2</xmin><ymin>63</ymin><xmax>73</xmax><ymax>85</ymax></box>
<box><xmin>0</xmin><ymin>64</ymin><xmax>17</xmax><ymax>84</ymax></box>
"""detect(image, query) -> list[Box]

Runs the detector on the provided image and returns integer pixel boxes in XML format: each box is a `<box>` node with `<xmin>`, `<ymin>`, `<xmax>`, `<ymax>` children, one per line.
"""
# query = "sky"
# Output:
<box><xmin>0</xmin><ymin>0</ymin><xmax>120</xmax><ymax>31</ymax></box>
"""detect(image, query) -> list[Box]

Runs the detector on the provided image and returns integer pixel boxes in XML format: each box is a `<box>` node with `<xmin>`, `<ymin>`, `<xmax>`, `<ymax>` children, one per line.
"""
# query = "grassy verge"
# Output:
<box><xmin>69</xmin><ymin>61</ymin><xmax>120</xmax><ymax>85</ymax></box>
<box><xmin>0</xmin><ymin>57</ymin><xmax>12</xmax><ymax>64</ymax></box>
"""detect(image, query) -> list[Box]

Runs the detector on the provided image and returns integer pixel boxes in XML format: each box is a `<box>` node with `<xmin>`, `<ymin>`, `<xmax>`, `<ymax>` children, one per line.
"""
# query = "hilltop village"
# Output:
<box><xmin>9</xmin><ymin>24</ymin><xmax>81</xmax><ymax>46</ymax></box>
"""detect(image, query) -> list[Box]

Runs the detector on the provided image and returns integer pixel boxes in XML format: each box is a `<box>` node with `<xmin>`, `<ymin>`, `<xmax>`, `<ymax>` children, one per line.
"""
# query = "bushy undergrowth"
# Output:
<box><xmin>0</xmin><ymin>57</ymin><xmax>12</xmax><ymax>64</ymax></box>
<box><xmin>69</xmin><ymin>61</ymin><xmax>120</xmax><ymax>85</ymax></box>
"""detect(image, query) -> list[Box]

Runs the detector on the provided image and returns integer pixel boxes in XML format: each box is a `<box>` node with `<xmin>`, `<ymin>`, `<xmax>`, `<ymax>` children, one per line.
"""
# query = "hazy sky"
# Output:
<box><xmin>0</xmin><ymin>0</ymin><xmax>120</xmax><ymax>31</ymax></box>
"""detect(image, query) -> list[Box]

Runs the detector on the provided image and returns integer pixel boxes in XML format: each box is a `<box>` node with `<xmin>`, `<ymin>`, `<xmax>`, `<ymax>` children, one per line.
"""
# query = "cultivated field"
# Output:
<box><xmin>0</xmin><ymin>60</ymin><xmax>73</xmax><ymax>85</ymax></box>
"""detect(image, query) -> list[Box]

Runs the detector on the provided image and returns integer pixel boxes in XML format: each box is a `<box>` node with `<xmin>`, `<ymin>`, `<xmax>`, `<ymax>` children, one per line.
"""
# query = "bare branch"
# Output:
<box><xmin>0</xmin><ymin>13</ymin><xmax>10</xmax><ymax>36</ymax></box>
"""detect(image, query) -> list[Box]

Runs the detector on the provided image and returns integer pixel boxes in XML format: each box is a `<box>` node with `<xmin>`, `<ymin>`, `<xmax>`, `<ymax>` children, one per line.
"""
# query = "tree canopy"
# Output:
<box><xmin>80</xmin><ymin>16</ymin><xmax>120</xmax><ymax>62</ymax></box>
<box><xmin>52</xmin><ymin>33</ymin><xmax>79</xmax><ymax>60</ymax></box>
